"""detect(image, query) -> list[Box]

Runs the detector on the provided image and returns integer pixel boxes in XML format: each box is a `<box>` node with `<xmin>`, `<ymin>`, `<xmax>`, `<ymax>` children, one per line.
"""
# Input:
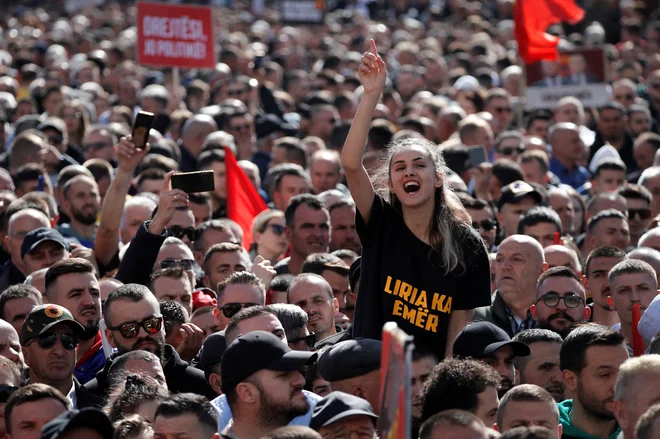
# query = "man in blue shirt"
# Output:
<box><xmin>548</xmin><ymin>123</ymin><xmax>589</xmax><ymax>189</ymax></box>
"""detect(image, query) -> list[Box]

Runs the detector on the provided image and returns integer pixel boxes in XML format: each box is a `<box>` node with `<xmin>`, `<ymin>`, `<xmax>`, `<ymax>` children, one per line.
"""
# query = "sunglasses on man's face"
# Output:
<box><xmin>169</xmin><ymin>225</ymin><xmax>200</xmax><ymax>242</ymax></box>
<box><xmin>499</xmin><ymin>146</ymin><xmax>525</xmax><ymax>156</ymax></box>
<box><xmin>159</xmin><ymin>258</ymin><xmax>195</xmax><ymax>271</ymax></box>
<box><xmin>48</xmin><ymin>136</ymin><xmax>63</xmax><ymax>145</ymax></box>
<box><xmin>219</xmin><ymin>302</ymin><xmax>259</xmax><ymax>319</ymax></box>
<box><xmin>108</xmin><ymin>316</ymin><xmax>163</xmax><ymax>339</ymax></box>
<box><xmin>289</xmin><ymin>332</ymin><xmax>316</xmax><ymax>349</ymax></box>
<box><xmin>472</xmin><ymin>219</ymin><xmax>497</xmax><ymax>231</ymax></box>
<box><xmin>30</xmin><ymin>332</ymin><xmax>78</xmax><ymax>350</ymax></box>
<box><xmin>629</xmin><ymin>208</ymin><xmax>652</xmax><ymax>220</ymax></box>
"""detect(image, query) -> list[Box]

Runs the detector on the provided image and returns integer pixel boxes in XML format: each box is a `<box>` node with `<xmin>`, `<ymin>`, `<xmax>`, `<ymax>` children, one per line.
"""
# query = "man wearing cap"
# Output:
<box><xmin>496</xmin><ymin>181</ymin><xmax>543</xmax><ymax>239</ymax></box>
<box><xmin>318</xmin><ymin>339</ymin><xmax>382</xmax><ymax>414</ymax></box>
<box><xmin>20</xmin><ymin>227</ymin><xmax>70</xmax><ymax>278</ymax></box>
<box><xmin>453</xmin><ymin>321</ymin><xmax>531</xmax><ymax>398</ymax></box>
<box><xmin>199</xmin><ymin>331</ymin><xmax>227</xmax><ymax>396</ymax></box>
<box><xmin>38</xmin><ymin>117</ymin><xmax>85</xmax><ymax>166</ymax></box>
<box><xmin>40</xmin><ymin>408</ymin><xmax>114</xmax><ymax>439</ymax></box>
<box><xmin>0</xmin><ymin>208</ymin><xmax>51</xmax><ymax>291</ymax></box>
<box><xmin>20</xmin><ymin>304</ymin><xmax>102</xmax><ymax>409</ymax></box>
<box><xmin>309</xmin><ymin>392</ymin><xmax>378</xmax><ymax>438</ymax></box>
<box><xmin>220</xmin><ymin>331</ymin><xmax>317</xmax><ymax>438</ymax></box>
<box><xmin>473</xmin><ymin>235</ymin><xmax>547</xmax><ymax>337</ymax></box>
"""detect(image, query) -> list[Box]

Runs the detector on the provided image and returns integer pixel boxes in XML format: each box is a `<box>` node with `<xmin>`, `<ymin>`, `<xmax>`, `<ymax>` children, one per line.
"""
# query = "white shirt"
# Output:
<box><xmin>65</xmin><ymin>381</ymin><xmax>77</xmax><ymax>409</ymax></box>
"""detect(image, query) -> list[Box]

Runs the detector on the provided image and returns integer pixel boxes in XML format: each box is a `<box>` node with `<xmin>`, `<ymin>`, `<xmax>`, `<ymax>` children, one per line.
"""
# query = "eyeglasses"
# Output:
<box><xmin>266</xmin><ymin>224</ymin><xmax>285</xmax><ymax>235</ymax></box>
<box><xmin>169</xmin><ymin>225</ymin><xmax>200</xmax><ymax>242</ymax></box>
<box><xmin>494</xmin><ymin>106</ymin><xmax>512</xmax><ymax>114</ymax></box>
<box><xmin>219</xmin><ymin>302</ymin><xmax>259</xmax><ymax>319</ymax></box>
<box><xmin>82</xmin><ymin>142</ymin><xmax>111</xmax><ymax>152</ymax></box>
<box><xmin>289</xmin><ymin>332</ymin><xmax>316</xmax><ymax>349</ymax></box>
<box><xmin>615</xmin><ymin>94</ymin><xmax>634</xmax><ymax>100</ymax></box>
<box><xmin>28</xmin><ymin>332</ymin><xmax>78</xmax><ymax>350</ymax></box>
<box><xmin>108</xmin><ymin>316</ymin><xmax>163</xmax><ymax>339</ymax></box>
<box><xmin>499</xmin><ymin>146</ymin><xmax>525</xmax><ymax>156</ymax></box>
<box><xmin>629</xmin><ymin>208</ymin><xmax>652</xmax><ymax>220</ymax></box>
<box><xmin>536</xmin><ymin>292</ymin><xmax>584</xmax><ymax>308</ymax></box>
<box><xmin>159</xmin><ymin>258</ymin><xmax>195</xmax><ymax>271</ymax></box>
<box><xmin>47</xmin><ymin>135</ymin><xmax>63</xmax><ymax>145</ymax></box>
<box><xmin>472</xmin><ymin>219</ymin><xmax>497</xmax><ymax>231</ymax></box>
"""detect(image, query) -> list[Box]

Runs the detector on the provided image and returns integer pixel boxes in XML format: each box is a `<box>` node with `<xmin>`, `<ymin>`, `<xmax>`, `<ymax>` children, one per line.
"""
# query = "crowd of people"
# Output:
<box><xmin>0</xmin><ymin>0</ymin><xmax>657</xmax><ymax>438</ymax></box>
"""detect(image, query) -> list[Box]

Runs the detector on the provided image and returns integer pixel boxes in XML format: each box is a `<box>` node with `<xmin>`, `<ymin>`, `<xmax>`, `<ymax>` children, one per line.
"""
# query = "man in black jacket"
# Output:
<box><xmin>85</xmin><ymin>283</ymin><xmax>214</xmax><ymax>399</ymax></box>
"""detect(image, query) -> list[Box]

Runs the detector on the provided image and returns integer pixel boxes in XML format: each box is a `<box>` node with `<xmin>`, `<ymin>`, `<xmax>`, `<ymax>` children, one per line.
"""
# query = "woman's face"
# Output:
<box><xmin>389</xmin><ymin>145</ymin><xmax>440</xmax><ymax>208</ymax></box>
<box><xmin>61</xmin><ymin>106</ymin><xmax>81</xmax><ymax>135</ymax></box>
<box><xmin>571</xmin><ymin>196</ymin><xmax>585</xmax><ymax>233</ymax></box>
<box><xmin>256</xmin><ymin>216</ymin><xmax>289</xmax><ymax>257</ymax></box>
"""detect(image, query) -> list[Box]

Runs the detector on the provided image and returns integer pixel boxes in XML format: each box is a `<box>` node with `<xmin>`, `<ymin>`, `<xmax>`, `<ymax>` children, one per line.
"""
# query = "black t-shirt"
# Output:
<box><xmin>353</xmin><ymin>194</ymin><xmax>491</xmax><ymax>359</ymax></box>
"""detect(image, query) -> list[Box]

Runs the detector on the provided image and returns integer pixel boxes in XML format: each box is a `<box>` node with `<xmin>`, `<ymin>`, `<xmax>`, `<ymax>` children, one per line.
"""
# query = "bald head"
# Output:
<box><xmin>550</xmin><ymin>122</ymin><xmax>580</xmax><ymax>144</ymax></box>
<box><xmin>639</xmin><ymin>228</ymin><xmax>660</xmax><ymax>251</ymax></box>
<box><xmin>7</xmin><ymin>208</ymin><xmax>50</xmax><ymax>234</ymax></box>
<box><xmin>499</xmin><ymin>234</ymin><xmax>545</xmax><ymax>262</ymax></box>
<box><xmin>544</xmin><ymin>245</ymin><xmax>581</xmax><ymax>274</ymax></box>
<box><xmin>496</xmin><ymin>234</ymin><xmax>547</xmax><ymax>312</ymax></box>
<box><xmin>182</xmin><ymin>115</ymin><xmax>218</xmax><ymax>156</ymax></box>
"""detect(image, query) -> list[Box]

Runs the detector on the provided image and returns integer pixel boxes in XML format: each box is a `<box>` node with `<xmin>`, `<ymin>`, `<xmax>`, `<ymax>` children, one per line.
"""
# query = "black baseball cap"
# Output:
<box><xmin>20</xmin><ymin>228</ymin><xmax>68</xmax><ymax>259</ymax></box>
<box><xmin>310</xmin><ymin>391</ymin><xmax>378</xmax><ymax>431</ymax></box>
<box><xmin>255</xmin><ymin>114</ymin><xmax>297</xmax><ymax>139</ymax></box>
<box><xmin>497</xmin><ymin>180</ymin><xmax>543</xmax><ymax>210</ymax></box>
<box><xmin>199</xmin><ymin>330</ymin><xmax>227</xmax><ymax>380</ymax></box>
<box><xmin>221</xmin><ymin>331</ymin><xmax>317</xmax><ymax>394</ymax></box>
<box><xmin>40</xmin><ymin>408</ymin><xmax>114</xmax><ymax>439</ymax></box>
<box><xmin>318</xmin><ymin>339</ymin><xmax>381</xmax><ymax>382</ymax></box>
<box><xmin>453</xmin><ymin>321</ymin><xmax>530</xmax><ymax>359</ymax></box>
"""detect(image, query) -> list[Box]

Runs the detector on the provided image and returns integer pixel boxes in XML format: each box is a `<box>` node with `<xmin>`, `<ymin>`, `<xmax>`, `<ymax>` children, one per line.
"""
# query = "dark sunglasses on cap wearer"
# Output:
<box><xmin>27</xmin><ymin>332</ymin><xmax>78</xmax><ymax>350</ymax></box>
<box><xmin>219</xmin><ymin>302</ymin><xmax>259</xmax><ymax>319</ymax></box>
<box><xmin>169</xmin><ymin>226</ymin><xmax>200</xmax><ymax>242</ymax></box>
<box><xmin>629</xmin><ymin>208</ymin><xmax>652</xmax><ymax>220</ymax></box>
<box><xmin>536</xmin><ymin>292</ymin><xmax>584</xmax><ymax>309</ymax></box>
<box><xmin>107</xmin><ymin>316</ymin><xmax>163</xmax><ymax>339</ymax></box>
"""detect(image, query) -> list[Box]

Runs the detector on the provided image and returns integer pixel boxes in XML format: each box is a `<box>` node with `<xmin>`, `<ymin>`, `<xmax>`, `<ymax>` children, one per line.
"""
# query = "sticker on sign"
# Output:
<box><xmin>137</xmin><ymin>2</ymin><xmax>216</xmax><ymax>69</ymax></box>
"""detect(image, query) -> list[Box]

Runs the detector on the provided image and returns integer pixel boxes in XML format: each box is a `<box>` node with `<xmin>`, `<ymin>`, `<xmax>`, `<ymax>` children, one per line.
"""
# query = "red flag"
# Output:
<box><xmin>514</xmin><ymin>0</ymin><xmax>585</xmax><ymax>64</ymax></box>
<box><xmin>224</xmin><ymin>147</ymin><xmax>267</xmax><ymax>251</ymax></box>
<box><xmin>632</xmin><ymin>303</ymin><xmax>644</xmax><ymax>356</ymax></box>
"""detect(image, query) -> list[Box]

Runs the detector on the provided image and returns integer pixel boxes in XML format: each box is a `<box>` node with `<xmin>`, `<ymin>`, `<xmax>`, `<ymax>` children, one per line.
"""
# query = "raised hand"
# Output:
<box><xmin>148</xmin><ymin>171</ymin><xmax>189</xmax><ymax>235</ymax></box>
<box><xmin>115</xmin><ymin>136</ymin><xmax>149</xmax><ymax>174</ymax></box>
<box><xmin>359</xmin><ymin>39</ymin><xmax>387</xmax><ymax>95</ymax></box>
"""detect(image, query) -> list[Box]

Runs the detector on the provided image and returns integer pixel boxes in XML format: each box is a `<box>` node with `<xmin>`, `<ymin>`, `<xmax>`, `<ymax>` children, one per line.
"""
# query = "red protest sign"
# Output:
<box><xmin>137</xmin><ymin>2</ymin><xmax>215</xmax><ymax>69</ymax></box>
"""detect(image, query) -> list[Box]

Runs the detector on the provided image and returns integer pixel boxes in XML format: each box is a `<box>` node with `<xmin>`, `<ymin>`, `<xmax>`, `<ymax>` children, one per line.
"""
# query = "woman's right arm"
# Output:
<box><xmin>341</xmin><ymin>39</ymin><xmax>387</xmax><ymax>225</ymax></box>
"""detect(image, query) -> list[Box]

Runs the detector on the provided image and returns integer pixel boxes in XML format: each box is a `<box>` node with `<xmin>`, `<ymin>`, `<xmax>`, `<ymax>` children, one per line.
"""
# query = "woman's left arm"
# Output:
<box><xmin>445</xmin><ymin>309</ymin><xmax>473</xmax><ymax>358</ymax></box>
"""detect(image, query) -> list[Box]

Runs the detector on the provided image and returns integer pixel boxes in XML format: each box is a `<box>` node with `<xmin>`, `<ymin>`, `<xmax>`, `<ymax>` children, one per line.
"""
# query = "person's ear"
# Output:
<box><xmin>23</xmin><ymin>346</ymin><xmax>32</xmax><ymax>367</ymax></box>
<box><xmin>493</xmin><ymin>424</ymin><xmax>500</xmax><ymax>432</ymax></box>
<box><xmin>542</xmin><ymin>262</ymin><xmax>549</xmax><ymax>272</ymax></box>
<box><xmin>557</xmin><ymin>424</ymin><xmax>563</xmax><ymax>438</ymax></box>
<box><xmin>435</xmin><ymin>172</ymin><xmax>444</xmax><ymax>188</ymax></box>
<box><xmin>530</xmin><ymin>304</ymin><xmax>538</xmax><ymax>319</ymax></box>
<box><xmin>209</xmin><ymin>372</ymin><xmax>223</xmax><ymax>395</ymax></box>
<box><xmin>332</xmin><ymin>297</ymin><xmax>339</xmax><ymax>313</ymax></box>
<box><xmin>236</xmin><ymin>382</ymin><xmax>258</xmax><ymax>404</ymax></box>
<box><xmin>612</xmin><ymin>400</ymin><xmax>628</xmax><ymax>430</ymax></box>
<box><xmin>213</xmin><ymin>307</ymin><xmax>222</xmax><ymax>328</ymax></box>
<box><xmin>105</xmin><ymin>327</ymin><xmax>117</xmax><ymax>349</ymax></box>
<box><xmin>562</xmin><ymin>370</ymin><xmax>578</xmax><ymax>392</ymax></box>
<box><xmin>582</xmin><ymin>275</ymin><xmax>589</xmax><ymax>291</ymax></box>
<box><xmin>583</xmin><ymin>306</ymin><xmax>592</xmax><ymax>321</ymax></box>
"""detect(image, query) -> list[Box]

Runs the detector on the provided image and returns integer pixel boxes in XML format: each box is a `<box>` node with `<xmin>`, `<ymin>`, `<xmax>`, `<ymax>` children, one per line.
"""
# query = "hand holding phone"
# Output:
<box><xmin>171</xmin><ymin>171</ymin><xmax>215</xmax><ymax>193</ymax></box>
<box><xmin>468</xmin><ymin>146</ymin><xmax>488</xmax><ymax>168</ymax></box>
<box><xmin>132</xmin><ymin>111</ymin><xmax>155</xmax><ymax>150</ymax></box>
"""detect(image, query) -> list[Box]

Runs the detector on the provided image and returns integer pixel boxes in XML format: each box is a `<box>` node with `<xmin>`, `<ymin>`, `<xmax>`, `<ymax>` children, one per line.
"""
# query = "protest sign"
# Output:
<box><xmin>281</xmin><ymin>0</ymin><xmax>325</xmax><ymax>24</ymax></box>
<box><xmin>525</xmin><ymin>48</ymin><xmax>609</xmax><ymax>109</ymax></box>
<box><xmin>137</xmin><ymin>2</ymin><xmax>215</xmax><ymax>69</ymax></box>
<box><xmin>378</xmin><ymin>322</ymin><xmax>414</xmax><ymax>439</ymax></box>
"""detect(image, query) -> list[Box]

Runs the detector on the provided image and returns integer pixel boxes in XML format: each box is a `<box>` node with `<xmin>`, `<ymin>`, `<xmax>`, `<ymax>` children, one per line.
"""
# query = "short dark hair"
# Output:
<box><xmin>525</xmin><ymin>111</ymin><xmax>552</xmax><ymax>131</ymax></box>
<box><xmin>520</xmin><ymin>150</ymin><xmax>549</xmax><ymax>174</ymax></box>
<box><xmin>5</xmin><ymin>384</ymin><xmax>69</xmax><ymax>435</ymax></box>
<box><xmin>160</xmin><ymin>300</ymin><xmax>188</xmax><ymax>337</ymax></box>
<box><xmin>599</xmin><ymin>101</ymin><xmax>626</xmax><ymax>116</ymax></box>
<box><xmin>103</xmin><ymin>284</ymin><xmax>154</xmax><ymax>327</ymax></box>
<box><xmin>267</xmin><ymin>164</ymin><xmax>311</xmax><ymax>199</ymax></box>
<box><xmin>194</xmin><ymin>220</ymin><xmax>237</xmax><ymax>252</ymax></box>
<box><xmin>198</xmin><ymin>148</ymin><xmax>225</xmax><ymax>170</ymax></box>
<box><xmin>608</xmin><ymin>259</ymin><xmax>657</xmax><ymax>286</ymax></box>
<box><xmin>618</xmin><ymin>184</ymin><xmax>652</xmax><ymax>205</ymax></box>
<box><xmin>270</xmin><ymin>275</ymin><xmax>295</xmax><ymax>294</ymax></box>
<box><xmin>419</xmin><ymin>410</ymin><xmax>484</xmax><ymax>439</ymax></box>
<box><xmin>284</xmin><ymin>194</ymin><xmax>327</xmax><ymax>228</ymax></box>
<box><xmin>420</xmin><ymin>358</ymin><xmax>500</xmax><ymax>422</ymax></box>
<box><xmin>593</xmin><ymin>159</ymin><xmax>627</xmax><ymax>179</ymax></box>
<box><xmin>155</xmin><ymin>393</ymin><xmax>219</xmax><ymax>436</ymax></box>
<box><xmin>216</xmin><ymin>271</ymin><xmax>265</xmax><ymax>303</ymax></box>
<box><xmin>0</xmin><ymin>284</ymin><xmax>42</xmax><ymax>321</ymax></box>
<box><xmin>585</xmin><ymin>246</ymin><xmax>626</xmax><ymax>277</ymax></box>
<box><xmin>262</xmin><ymin>426</ymin><xmax>322</xmax><ymax>439</ymax></box>
<box><xmin>105</xmin><ymin>373</ymin><xmax>168</xmax><ymax>423</ymax></box>
<box><xmin>636</xmin><ymin>403</ymin><xmax>660</xmax><ymax>439</ymax></box>
<box><xmin>107</xmin><ymin>350</ymin><xmax>162</xmax><ymax>390</ymax></box>
<box><xmin>497</xmin><ymin>384</ymin><xmax>559</xmax><ymax>427</ymax></box>
<box><xmin>500</xmin><ymin>426</ymin><xmax>557</xmax><ymax>439</ymax></box>
<box><xmin>587</xmin><ymin>209</ymin><xmax>627</xmax><ymax>235</ymax></box>
<box><xmin>13</xmin><ymin>163</ymin><xmax>47</xmax><ymax>191</ymax></box>
<box><xmin>274</xmin><ymin>137</ymin><xmax>308</xmax><ymax>169</ymax></box>
<box><xmin>225</xmin><ymin>305</ymin><xmax>277</xmax><ymax>344</ymax></box>
<box><xmin>512</xmin><ymin>329</ymin><xmax>563</xmax><ymax>373</ymax></box>
<box><xmin>495</xmin><ymin>131</ymin><xmax>525</xmax><ymax>152</ymax></box>
<box><xmin>202</xmin><ymin>242</ymin><xmax>248</xmax><ymax>276</ymax></box>
<box><xmin>492</xmin><ymin>159</ymin><xmax>524</xmax><ymax>187</ymax></box>
<box><xmin>45</xmin><ymin>258</ymin><xmax>96</xmax><ymax>298</ymax></box>
<box><xmin>150</xmin><ymin>266</ymin><xmax>191</xmax><ymax>291</ymax></box>
<box><xmin>537</xmin><ymin>266</ymin><xmax>581</xmax><ymax>288</ymax></box>
<box><xmin>560</xmin><ymin>324</ymin><xmax>626</xmax><ymax>372</ymax></box>
<box><xmin>113</xmin><ymin>414</ymin><xmax>154</xmax><ymax>439</ymax></box>
<box><xmin>267</xmin><ymin>303</ymin><xmax>308</xmax><ymax>341</ymax></box>
<box><xmin>300</xmin><ymin>253</ymin><xmax>350</xmax><ymax>277</ymax></box>
<box><xmin>517</xmin><ymin>206</ymin><xmax>562</xmax><ymax>235</ymax></box>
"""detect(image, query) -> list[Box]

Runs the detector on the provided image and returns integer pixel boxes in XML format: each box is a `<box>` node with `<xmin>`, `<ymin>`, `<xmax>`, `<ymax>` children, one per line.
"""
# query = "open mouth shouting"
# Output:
<box><xmin>404</xmin><ymin>180</ymin><xmax>421</xmax><ymax>194</ymax></box>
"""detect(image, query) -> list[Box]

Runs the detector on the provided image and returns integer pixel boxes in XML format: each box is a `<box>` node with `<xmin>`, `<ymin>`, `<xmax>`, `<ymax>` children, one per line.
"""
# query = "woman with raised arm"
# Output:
<box><xmin>342</xmin><ymin>40</ymin><xmax>491</xmax><ymax>359</ymax></box>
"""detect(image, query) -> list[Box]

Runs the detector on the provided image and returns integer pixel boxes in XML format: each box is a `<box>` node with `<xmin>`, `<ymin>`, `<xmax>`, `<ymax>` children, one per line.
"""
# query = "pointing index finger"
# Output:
<box><xmin>369</xmin><ymin>39</ymin><xmax>378</xmax><ymax>56</ymax></box>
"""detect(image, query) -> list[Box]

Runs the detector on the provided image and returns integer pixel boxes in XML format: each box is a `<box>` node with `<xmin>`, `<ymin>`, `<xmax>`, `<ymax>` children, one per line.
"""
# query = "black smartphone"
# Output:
<box><xmin>171</xmin><ymin>171</ymin><xmax>215</xmax><ymax>193</ymax></box>
<box><xmin>468</xmin><ymin>146</ymin><xmax>488</xmax><ymax>168</ymax></box>
<box><xmin>132</xmin><ymin>111</ymin><xmax>155</xmax><ymax>150</ymax></box>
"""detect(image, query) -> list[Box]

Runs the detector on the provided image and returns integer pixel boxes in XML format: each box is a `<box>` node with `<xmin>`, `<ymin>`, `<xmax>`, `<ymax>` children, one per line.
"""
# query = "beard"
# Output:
<box><xmin>255</xmin><ymin>380</ymin><xmax>309</xmax><ymax>427</ymax></box>
<box><xmin>71</xmin><ymin>205</ymin><xmax>98</xmax><ymax>225</ymax></box>
<box><xmin>78</xmin><ymin>319</ymin><xmax>100</xmax><ymax>341</ymax></box>
<box><xmin>577</xmin><ymin>379</ymin><xmax>615</xmax><ymax>421</ymax></box>
<box><xmin>498</xmin><ymin>377</ymin><xmax>514</xmax><ymax>398</ymax></box>
<box><xmin>308</xmin><ymin>312</ymin><xmax>332</xmax><ymax>339</ymax></box>
<box><xmin>539</xmin><ymin>311</ymin><xmax>579</xmax><ymax>339</ymax></box>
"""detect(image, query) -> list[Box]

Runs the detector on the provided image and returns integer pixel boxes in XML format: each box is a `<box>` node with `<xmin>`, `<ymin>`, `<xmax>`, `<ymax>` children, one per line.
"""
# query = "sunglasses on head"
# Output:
<box><xmin>29</xmin><ymin>332</ymin><xmax>78</xmax><ymax>350</ymax></box>
<box><xmin>108</xmin><ymin>316</ymin><xmax>163</xmax><ymax>339</ymax></box>
<box><xmin>159</xmin><ymin>258</ymin><xmax>195</xmax><ymax>271</ymax></box>
<box><xmin>472</xmin><ymin>219</ymin><xmax>497</xmax><ymax>231</ymax></box>
<box><xmin>536</xmin><ymin>292</ymin><xmax>584</xmax><ymax>308</ymax></box>
<box><xmin>219</xmin><ymin>302</ymin><xmax>259</xmax><ymax>319</ymax></box>
<box><xmin>82</xmin><ymin>141</ymin><xmax>110</xmax><ymax>152</ymax></box>
<box><xmin>629</xmin><ymin>208</ymin><xmax>652</xmax><ymax>220</ymax></box>
<box><xmin>289</xmin><ymin>332</ymin><xmax>316</xmax><ymax>349</ymax></box>
<box><xmin>499</xmin><ymin>146</ymin><xmax>525</xmax><ymax>156</ymax></box>
<box><xmin>169</xmin><ymin>225</ymin><xmax>200</xmax><ymax>242</ymax></box>
<box><xmin>266</xmin><ymin>224</ymin><xmax>285</xmax><ymax>235</ymax></box>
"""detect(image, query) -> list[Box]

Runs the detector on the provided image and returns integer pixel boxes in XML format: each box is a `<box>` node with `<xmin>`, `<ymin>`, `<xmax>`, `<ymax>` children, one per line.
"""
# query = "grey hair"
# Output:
<box><xmin>614</xmin><ymin>355</ymin><xmax>660</xmax><ymax>401</ymax></box>
<box><xmin>267</xmin><ymin>304</ymin><xmax>308</xmax><ymax>340</ymax></box>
